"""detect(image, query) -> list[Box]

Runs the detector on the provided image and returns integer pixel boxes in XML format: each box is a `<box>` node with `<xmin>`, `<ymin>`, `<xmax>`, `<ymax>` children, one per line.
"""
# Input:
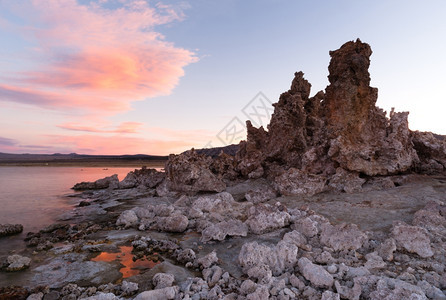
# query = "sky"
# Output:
<box><xmin>0</xmin><ymin>0</ymin><xmax>445</xmax><ymax>155</ymax></box>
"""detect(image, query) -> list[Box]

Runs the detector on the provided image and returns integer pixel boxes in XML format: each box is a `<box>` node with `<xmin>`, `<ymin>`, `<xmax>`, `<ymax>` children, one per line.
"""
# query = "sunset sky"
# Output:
<box><xmin>1</xmin><ymin>0</ymin><xmax>445</xmax><ymax>155</ymax></box>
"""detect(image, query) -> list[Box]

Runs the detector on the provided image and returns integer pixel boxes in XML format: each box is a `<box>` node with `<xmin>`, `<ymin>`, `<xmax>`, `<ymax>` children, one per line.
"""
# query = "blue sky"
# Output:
<box><xmin>0</xmin><ymin>0</ymin><xmax>445</xmax><ymax>154</ymax></box>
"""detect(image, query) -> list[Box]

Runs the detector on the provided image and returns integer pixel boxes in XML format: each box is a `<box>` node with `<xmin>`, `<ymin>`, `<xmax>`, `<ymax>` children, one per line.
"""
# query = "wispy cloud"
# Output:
<box><xmin>58</xmin><ymin>122</ymin><xmax>144</xmax><ymax>133</ymax></box>
<box><xmin>0</xmin><ymin>136</ymin><xmax>17</xmax><ymax>146</ymax></box>
<box><xmin>0</xmin><ymin>0</ymin><xmax>197</xmax><ymax>114</ymax></box>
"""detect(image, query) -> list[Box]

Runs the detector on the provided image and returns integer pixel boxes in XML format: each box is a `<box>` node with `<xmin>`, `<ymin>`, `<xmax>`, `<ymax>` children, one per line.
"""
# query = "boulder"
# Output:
<box><xmin>245</xmin><ymin>203</ymin><xmax>290</xmax><ymax>234</ymax></box>
<box><xmin>165</xmin><ymin>150</ymin><xmax>226</xmax><ymax>193</ymax></box>
<box><xmin>239</xmin><ymin>240</ymin><xmax>298</xmax><ymax>276</ymax></box>
<box><xmin>391</xmin><ymin>223</ymin><xmax>433</xmax><ymax>258</ymax></box>
<box><xmin>197</xmin><ymin>250</ymin><xmax>219</xmax><ymax>269</ymax></box>
<box><xmin>320</xmin><ymin>223</ymin><xmax>368</xmax><ymax>251</ymax></box>
<box><xmin>245</xmin><ymin>185</ymin><xmax>277</xmax><ymax>204</ymax></box>
<box><xmin>154</xmin><ymin>214</ymin><xmax>188</xmax><ymax>233</ymax></box>
<box><xmin>201</xmin><ymin>219</ymin><xmax>248</xmax><ymax>242</ymax></box>
<box><xmin>191</xmin><ymin>192</ymin><xmax>247</xmax><ymax>219</ymax></box>
<box><xmin>116</xmin><ymin>210</ymin><xmax>139</xmax><ymax>228</ymax></box>
<box><xmin>134</xmin><ymin>286</ymin><xmax>178</xmax><ymax>300</ymax></box>
<box><xmin>298</xmin><ymin>257</ymin><xmax>334</xmax><ymax>288</ymax></box>
<box><xmin>120</xmin><ymin>167</ymin><xmax>165</xmax><ymax>189</ymax></box>
<box><xmin>152</xmin><ymin>273</ymin><xmax>175</xmax><ymax>289</ymax></box>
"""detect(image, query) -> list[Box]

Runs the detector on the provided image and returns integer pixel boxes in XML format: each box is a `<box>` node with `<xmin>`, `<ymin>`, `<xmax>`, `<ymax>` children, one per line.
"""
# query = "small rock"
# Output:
<box><xmin>321</xmin><ymin>290</ymin><xmax>341</xmax><ymax>300</ymax></box>
<box><xmin>27</xmin><ymin>292</ymin><xmax>44</xmax><ymax>300</ymax></box>
<box><xmin>377</xmin><ymin>238</ymin><xmax>396</xmax><ymax>261</ymax></box>
<box><xmin>391</xmin><ymin>223</ymin><xmax>433</xmax><ymax>258</ymax></box>
<box><xmin>43</xmin><ymin>291</ymin><xmax>60</xmax><ymax>300</ymax></box>
<box><xmin>78</xmin><ymin>201</ymin><xmax>91</xmax><ymax>207</ymax></box>
<box><xmin>320</xmin><ymin>223</ymin><xmax>368</xmax><ymax>251</ymax></box>
<box><xmin>364</xmin><ymin>251</ymin><xmax>386</xmax><ymax>270</ymax></box>
<box><xmin>197</xmin><ymin>251</ymin><xmax>218</xmax><ymax>269</ymax></box>
<box><xmin>201</xmin><ymin>220</ymin><xmax>248</xmax><ymax>242</ymax></box>
<box><xmin>246</xmin><ymin>284</ymin><xmax>269</xmax><ymax>300</ymax></box>
<box><xmin>134</xmin><ymin>286</ymin><xmax>178</xmax><ymax>300</ymax></box>
<box><xmin>153</xmin><ymin>273</ymin><xmax>175</xmax><ymax>289</ymax></box>
<box><xmin>116</xmin><ymin>210</ymin><xmax>139</xmax><ymax>228</ymax></box>
<box><xmin>245</xmin><ymin>203</ymin><xmax>290</xmax><ymax>234</ymax></box>
<box><xmin>298</xmin><ymin>257</ymin><xmax>334</xmax><ymax>288</ymax></box>
<box><xmin>155</xmin><ymin>214</ymin><xmax>188</xmax><ymax>233</ymax></box>
<box><xmin>239</xmin><ymin>241</ymin><xmax>298</xmax><ymax>276</ymax></box>
<box><xmin>121</xmin><ymin>280</ymin><xmax>138</xmax><ymax>296</ymax></box>
<box><xmin>6</xmin><ymin>254</ymin><xmax>31</xmax><ymax>271</ymax></box>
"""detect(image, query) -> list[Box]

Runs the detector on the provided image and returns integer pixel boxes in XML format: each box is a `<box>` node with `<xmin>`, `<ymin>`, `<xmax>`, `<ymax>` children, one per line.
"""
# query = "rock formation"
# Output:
<box><xmin>149</xmin><ymin>39</ymin><xmax>446</xmax><ymax>197</ymax></box>
<box><xmin>233</xmin><ymin>39</ymin><xmax>445</xmax><ymax>195</ymax></box>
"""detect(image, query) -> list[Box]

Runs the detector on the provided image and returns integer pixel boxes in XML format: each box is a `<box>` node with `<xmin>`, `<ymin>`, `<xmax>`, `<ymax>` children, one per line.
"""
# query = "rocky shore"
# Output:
<box><xmin>1</xmin><ymin>39</ymin><xmax>446</xmax><ymax>299</ymax></box>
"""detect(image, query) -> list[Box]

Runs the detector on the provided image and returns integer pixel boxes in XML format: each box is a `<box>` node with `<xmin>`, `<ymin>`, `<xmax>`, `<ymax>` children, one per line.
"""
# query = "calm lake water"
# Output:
<box><xmin>0</xmin><ymin>166</ymin><xmax>137</xmax><ymax>234</ymax></box>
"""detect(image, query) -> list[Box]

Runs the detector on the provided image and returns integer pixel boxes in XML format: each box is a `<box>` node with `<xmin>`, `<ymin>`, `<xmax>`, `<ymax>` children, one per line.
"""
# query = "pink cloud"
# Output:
<box><xmin>58</xmin><ymin>122</ymin><xmax>144</xmax><ymax>133</ymax></box>
<box><xmin>0</xmin><ymin>0</ymin><xmax>197</xmax><ymax>113</ymax></box>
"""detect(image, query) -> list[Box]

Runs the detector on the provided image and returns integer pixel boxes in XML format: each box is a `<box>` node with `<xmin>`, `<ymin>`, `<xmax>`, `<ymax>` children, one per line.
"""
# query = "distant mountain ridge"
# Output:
<box><xmin>0</xmin><ymin>152</ymin><xmax>168</xmax><ymax>164</ymax></box>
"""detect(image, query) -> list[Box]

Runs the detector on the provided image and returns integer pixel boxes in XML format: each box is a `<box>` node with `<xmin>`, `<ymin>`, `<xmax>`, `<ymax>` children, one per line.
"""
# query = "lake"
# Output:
<box><xmin>0</xmin><ymin>166</ymin><xmax>149</xmax><ymax>256</ymax></box>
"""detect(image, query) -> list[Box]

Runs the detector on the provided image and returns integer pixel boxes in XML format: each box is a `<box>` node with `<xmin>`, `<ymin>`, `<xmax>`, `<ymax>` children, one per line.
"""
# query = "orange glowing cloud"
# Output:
<box><xmin>0</xmin><ymin>0</ymin><xmax>197</xmax><ymax>113</ymax></box>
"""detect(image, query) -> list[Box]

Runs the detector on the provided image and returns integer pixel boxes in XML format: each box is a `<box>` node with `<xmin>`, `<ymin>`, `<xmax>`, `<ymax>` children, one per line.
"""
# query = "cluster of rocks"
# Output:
<box><xmin>109</xmin><ymin>192</ymin><xmax>446</xmax><ymax>299</ymax></box>
<box><xmin>72</xmin><ymin>167</ymin><xmax>165</xmax><ymax>191</ymax></box>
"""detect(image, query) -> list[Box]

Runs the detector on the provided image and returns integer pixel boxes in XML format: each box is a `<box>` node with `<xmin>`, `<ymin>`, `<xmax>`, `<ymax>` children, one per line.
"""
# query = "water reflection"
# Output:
<box><xmin>91</xmin><ymin>245</ymin><xmax>161</xmax><ymax>278</ymax></box>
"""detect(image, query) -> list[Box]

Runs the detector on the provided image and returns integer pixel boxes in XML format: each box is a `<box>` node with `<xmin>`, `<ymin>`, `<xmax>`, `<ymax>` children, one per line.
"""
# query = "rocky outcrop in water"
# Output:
<box><xmin>0</xmin><ymin>224</ymin><xmax>23</xmax><ymax>237</ymax></box>
<box><xmin>72</xmin><ymin>174</ymin><xmax>119</xmax><ymax>190</ymax></box>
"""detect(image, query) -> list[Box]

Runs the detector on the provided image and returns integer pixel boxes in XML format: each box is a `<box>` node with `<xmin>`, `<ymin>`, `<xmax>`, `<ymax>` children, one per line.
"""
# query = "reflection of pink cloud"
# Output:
<box><xmin>45</xmin><ymin>134</ymin><xmax>194</xmax><ymax>155</ymax></box>
<box><xmin>58</xmin><ymin>122</ymin><xmax>143</xmax><ymax>133</ymax></box>
<box><xmin>0</xmin><ymin>0</ymin><xmax>197</xmax><ymax>113</ymax></box>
